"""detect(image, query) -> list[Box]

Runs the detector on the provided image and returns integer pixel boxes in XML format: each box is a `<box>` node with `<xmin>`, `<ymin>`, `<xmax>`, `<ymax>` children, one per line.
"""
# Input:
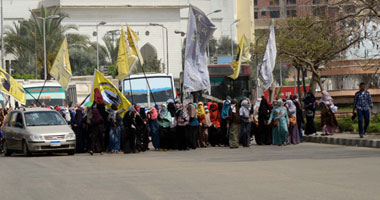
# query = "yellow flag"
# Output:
<box><xmin>0</xmin><ymin>67</ymin><xmax>26</xmax><ymax>104</ymax></box>
<box><xmin>127</xmin><ymin>25</ymin><xmax>144</xmax><ymax>65</ymax></box>
<box><xmin>116</xmin><ymin>27</ymin><xmax>130</xmax><ymax>80</ymax></box>
<box><xmin>229</xmin><ymin>35</ymin><xmax>250</xmax><ymax>80</ymax></box>
<box><xmin>90</xmin><ymin>70</ymin><xmax>131</xmax><ymax>118</ymax></box>
<box><xmin>50</xmin><ymin>37</ymin><xmax>72</xmax><ymax>90</ymax></box>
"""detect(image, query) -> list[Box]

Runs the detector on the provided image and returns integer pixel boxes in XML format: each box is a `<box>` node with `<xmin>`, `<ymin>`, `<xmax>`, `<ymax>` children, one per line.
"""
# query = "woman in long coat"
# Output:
<box><xmin>303</xmin><ymin>92</ymin><xmax>317</xmax><ymax>135</ymax></box>
<box><xmin>229</xmin><ymin>100</ymin><xmax>241</xmax><ymax>148</ymax></box>
<box><xmin>255</xmin><ymin>97</ymin><xmax>272</xmax><ymax>145</ymax></box>
<box><xmin>286</xmin><ymin>100</ymin><xmax>300</xmax><ymax>144</ymax></box>
<box><xmin>268</xmin><ymin>99</ymin><xmax>289</xmax><ymax>146</ymax></box>
<box><xmin>240</xmin><ymin>99</ymin><xmax>251</xmax><ymax>147</ymax></box>
<box><xmin>319</xmin><ymin>91</ymin><xmax>339</xmax><ymax>135</ymax></box>
<box><xmin>72</xmin><ymin>107</ymin><xmax>85</xmax><ymax>153</ymax></box>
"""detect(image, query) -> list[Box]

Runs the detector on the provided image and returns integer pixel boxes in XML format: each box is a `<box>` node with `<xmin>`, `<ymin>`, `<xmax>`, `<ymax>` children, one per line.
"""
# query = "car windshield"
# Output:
<box><xmin>24</xmin><ymin>111</ymin><xmax>67</xmax><ymax>126</ymax></box>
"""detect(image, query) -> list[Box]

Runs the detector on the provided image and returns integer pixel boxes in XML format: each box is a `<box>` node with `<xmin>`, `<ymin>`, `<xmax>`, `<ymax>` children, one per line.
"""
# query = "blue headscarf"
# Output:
<box><xmin>221</xmin><ymin>100</ymin><xmax>231</xmax><ymax>119</ymax></box>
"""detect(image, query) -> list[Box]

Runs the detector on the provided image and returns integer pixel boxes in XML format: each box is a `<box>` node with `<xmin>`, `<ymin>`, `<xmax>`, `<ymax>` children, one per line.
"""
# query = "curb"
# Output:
<box><xmin>303</xmin><ymin>135</ymin><xmax>380</xmax><ymax>148</ymax></box>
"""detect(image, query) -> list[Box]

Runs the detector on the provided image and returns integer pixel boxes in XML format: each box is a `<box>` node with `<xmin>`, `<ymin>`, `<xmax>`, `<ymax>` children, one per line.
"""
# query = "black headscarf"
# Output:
<box><xmin>303</xmin><ymin>91</ymin><xmax>316</xmax><ymax>105</ymax></box>
<box><xmin>258</xmin><ymin>96</ymin><xmax>270</xmax><ymax>121</ymax></box>
<box><xmin>167</xmin><ymin>102</ymin><xmax>176</xmax><ymax>117</ymax></box>
<box><xmin>73</xmin><ymin>108</ymin><xmax>84</xmax><ymax>126</ymax></box>
<box><xmin>139</xmin><ymin>107</ymin><xmax>147</xmax><ymax>120</ymax></box>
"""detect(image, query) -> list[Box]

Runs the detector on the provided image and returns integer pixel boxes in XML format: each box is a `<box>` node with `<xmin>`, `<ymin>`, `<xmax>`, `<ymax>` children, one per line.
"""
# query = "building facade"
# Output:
<box><xmin>0</xmin><ymin>0</ymin><xmax>243</xmax><ymax>80</ymax></box>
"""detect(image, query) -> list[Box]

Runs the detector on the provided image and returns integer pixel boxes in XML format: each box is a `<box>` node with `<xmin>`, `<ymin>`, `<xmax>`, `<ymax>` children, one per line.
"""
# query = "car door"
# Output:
<box><xmin>3</xmin><ymin>112</ymin><xmax>17</xmax><ymax>150</ymax></box>
<box><xmin>13</xmin><ymin>112</ymin><xmax>25</xmax><ymax>150</ymax></box>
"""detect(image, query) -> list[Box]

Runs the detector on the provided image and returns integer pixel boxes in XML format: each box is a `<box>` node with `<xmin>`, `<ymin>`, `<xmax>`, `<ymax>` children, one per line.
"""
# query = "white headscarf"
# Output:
<box><xmin>286</xmin><ymin>100</ymin><xmax>296</xmax><ymax>117</ymax></box>
<box><xmin>319</xmin><ymin>91</ymin><xmax>333</xmax><ymax>106</ymax></box>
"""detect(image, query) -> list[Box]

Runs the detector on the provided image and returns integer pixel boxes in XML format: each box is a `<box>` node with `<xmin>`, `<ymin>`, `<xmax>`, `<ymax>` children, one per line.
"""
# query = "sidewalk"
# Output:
<box><xmin>303</xmin><ymin>133</ymin><xmax>380</xmax><ymax>148</ymax></box>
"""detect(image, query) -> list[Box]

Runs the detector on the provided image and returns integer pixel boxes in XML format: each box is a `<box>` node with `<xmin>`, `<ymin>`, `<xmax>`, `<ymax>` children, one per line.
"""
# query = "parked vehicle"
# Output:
<box><xmin>2</xmin><ymin>108</ymin><xmax>76</xmax><ymax>156</ymax></box>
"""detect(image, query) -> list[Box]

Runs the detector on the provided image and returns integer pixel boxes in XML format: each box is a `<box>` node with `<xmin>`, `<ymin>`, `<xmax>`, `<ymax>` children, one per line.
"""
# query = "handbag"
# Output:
<box><xmin>330</xmin><ymin>105</ymin><xmax>338</xmax><ymax>113</ymax></box>
<box><xmin>306</xmin><ymin>110</ymin><xmax>314</xmax><ymax>117</ymax></box>
<box><xmin>289</xmin><ymin>117</ymin><xmax>297</xmax><ymax>126</ymax></box>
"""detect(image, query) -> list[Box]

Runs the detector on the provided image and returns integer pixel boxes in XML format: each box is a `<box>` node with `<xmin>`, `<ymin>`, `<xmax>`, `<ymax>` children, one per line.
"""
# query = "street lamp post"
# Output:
<box><xmin>149</xmin><ymin>23</ymin><xmax>169</xmax><ymax>75</ymax></box>
<box><xmin>206</xmin><ymin>9</ymin><xmax>222</xmax><ymax>61</ymax></box>
<box><xmin>95</xmin><ymin>21</ymin><xmax>106</xmax><ymax>72</ymax></box>
<box><xmin>206</xmin><ymin>9</ymin><xmax>222</xmax><ymax>16</ymax></box>
<box><xmin>230</xmin><ymin>19</ymin><xmax>240</xmax><ymax>57</ymax></box>
<box><xmin>1</xmin><ymin>0</ymin><xmax>4</xmax><ymax>69</ymax></box>
<box><xmin>37</xmin><ymin>15</ymin><xmax>60</xmax><ymax>80</ymax></box>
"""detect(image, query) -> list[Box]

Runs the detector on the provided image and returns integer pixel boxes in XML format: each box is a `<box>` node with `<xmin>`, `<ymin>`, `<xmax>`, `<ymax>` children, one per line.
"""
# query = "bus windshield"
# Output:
<box><xmin>123</xmin><ymin>76</ymin><xmax>175</xmax><ymax>106</ymax></box>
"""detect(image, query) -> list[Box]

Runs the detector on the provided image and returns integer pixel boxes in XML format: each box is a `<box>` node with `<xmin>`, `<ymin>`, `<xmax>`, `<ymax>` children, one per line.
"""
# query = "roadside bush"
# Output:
<box><xmin>337</xmin><ymin>115</ymin><xmax>354</xmax><ymax>132</ymax></box>
<box><xmin>368</xmin><ymin>123</ymin><xmax>380</xmax><ymax>133</ymax></box>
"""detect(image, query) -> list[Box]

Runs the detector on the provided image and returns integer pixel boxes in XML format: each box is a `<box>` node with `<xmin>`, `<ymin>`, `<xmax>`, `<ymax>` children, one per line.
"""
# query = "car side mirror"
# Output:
<box><xmin>15</xmin><ymin>122</ymin><xmax>24</xmax><ymax>128</ymax></box>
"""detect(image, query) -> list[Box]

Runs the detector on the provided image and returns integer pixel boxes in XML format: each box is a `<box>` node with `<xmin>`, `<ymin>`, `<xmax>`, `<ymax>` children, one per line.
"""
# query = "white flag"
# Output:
<box><xmin>259</xmin><ymin>22</ymin><xmax>277</xmax><ymax>90</ymax></box>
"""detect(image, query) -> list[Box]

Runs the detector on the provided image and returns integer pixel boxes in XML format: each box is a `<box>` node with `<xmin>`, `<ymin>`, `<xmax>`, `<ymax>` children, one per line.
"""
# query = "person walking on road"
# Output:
<box><xmin>353</xmin><ymin>82</ymin><xmax>374</xmax><ymax>138</ymax></box>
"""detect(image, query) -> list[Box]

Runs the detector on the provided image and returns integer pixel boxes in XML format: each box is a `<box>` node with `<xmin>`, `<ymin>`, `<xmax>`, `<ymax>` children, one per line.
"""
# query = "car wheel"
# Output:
<box><xmin>3</xmin><ymin>140</ymin><xmax>12</xmax><ymax>157</ymax></box>
<box><xmin>23</xmin><ymin>141</ymin><xmax>32</xmax><ymax>157</ymax></box>
<box><xmin>68</xmin><ymin>151</ymin><xmax>75</xmax><ymax>156</ymax></box>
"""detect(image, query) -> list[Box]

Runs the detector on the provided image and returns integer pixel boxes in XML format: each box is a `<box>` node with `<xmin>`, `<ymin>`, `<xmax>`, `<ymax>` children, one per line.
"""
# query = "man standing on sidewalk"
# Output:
<box><xmin>353</xmin><ymin>82</ymin><xmax>373</xmax><ymax>138</ymax></box>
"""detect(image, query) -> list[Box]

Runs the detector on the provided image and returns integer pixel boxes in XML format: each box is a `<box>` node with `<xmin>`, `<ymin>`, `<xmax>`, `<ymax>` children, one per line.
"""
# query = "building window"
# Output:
<box><xmin>314</xmin><ymin>0</ymin><xmax>329</xmax><ymax>3</ymax></box>
<box><xmin>270</xmin><ymin>0</ymin><xmax>280</xmax><ymax>6</ymax></box>
<box><xmin>313</xmin><ymin>6</ymin><xmax>326</xmax><ymax>16</ymax></box>
<box><xmin>255</xmin><ymin>12</ymin><xmax>258</xmax><ymax>19</ymax></box>
<box><xmin>287</xmin><ymin>10</ymin><xmax>297</xmax><ymax>17</ymax></box>
<box><xmin>270</xmin><ymin>10</ymin><xmax>280</xmax><ymax>18</ymax></box>
<box><xmin>261</xmin><ymin>11</ymin><xmax>266</xmax><ymax>16</ymax></box>
<box><xmin>287</xmin><ymin>0</ymin><xmax>296</xmax><ymax>4</ymax></box>
<box><xmin>254</xmin><ymin>0</ymin><xmax>258</xmax><ymax>6</ymax></box>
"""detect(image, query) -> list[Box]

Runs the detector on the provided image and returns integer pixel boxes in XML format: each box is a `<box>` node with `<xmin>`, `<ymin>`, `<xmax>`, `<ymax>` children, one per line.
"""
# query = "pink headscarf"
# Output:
<box><xmin>319</xmin><ymin>91</ymin><xmax>333</xmax><ymax>106</ymax></box>
<box><xmin>148</xmin><ymin>106</ymin><xmax>158</xmax><ymax>120</ymax></box>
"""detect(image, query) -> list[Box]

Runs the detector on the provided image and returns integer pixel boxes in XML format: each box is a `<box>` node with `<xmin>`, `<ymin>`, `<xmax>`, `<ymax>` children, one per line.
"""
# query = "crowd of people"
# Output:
<box><xmin>64</xmin><ymin>89</ymin><xmax>345</xmax><ymax>155</ymax></box>
<box><xmin>0</xmin><ymin>82</ymin><xmax>374</xmax><ymax>154</ymax></box>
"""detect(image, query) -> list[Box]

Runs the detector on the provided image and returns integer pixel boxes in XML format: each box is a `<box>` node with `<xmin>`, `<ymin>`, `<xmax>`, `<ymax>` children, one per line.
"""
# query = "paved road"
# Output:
<box><xmin>1</xmin><ymin>143</ymin><xmax>380</xmax><ymax>200</ymax></box>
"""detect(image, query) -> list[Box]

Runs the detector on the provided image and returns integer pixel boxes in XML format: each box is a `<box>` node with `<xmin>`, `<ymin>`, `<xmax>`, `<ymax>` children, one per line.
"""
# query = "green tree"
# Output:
<box><xmin>5</xmin><ymin>7</ymin><xmax>95</xmax><ymax>78</ymax></box>
<box><xmin>276</xmin><ymin>16</ymin><xmax>361</xmax><ymax>92</ymax></box>
<box><xmin>133</xmin><ymin>56</ymin><xmax>162</xmax><ymax>74</ymax></box>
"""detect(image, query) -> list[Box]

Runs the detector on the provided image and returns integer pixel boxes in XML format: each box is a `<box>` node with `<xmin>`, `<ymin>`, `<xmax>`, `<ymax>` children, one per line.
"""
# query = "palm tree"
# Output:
<box><xmin>5</xmin><ymin>6</ymin><xmax>93</xmax><ymax>78</ymax></box>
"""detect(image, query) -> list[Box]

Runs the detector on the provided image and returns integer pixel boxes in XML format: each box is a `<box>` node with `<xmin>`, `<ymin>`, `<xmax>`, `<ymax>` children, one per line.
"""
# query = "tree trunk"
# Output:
<box><xmin>309</xmin><ymin>73</ymin><xmax>317</xmax><ymax>93</ymax></box>
<box><xmin>297</xmin><ymin>67</ymin><xmax>302</xmax><ymax>99</ymax></box>
<box><xmin>302</xmin><ymin>68</ymin><xmax>307</xmax><ymax>95</ymax></box>
<box><xmin>310</xmin><ymin>72</ymin><xmax>324</xmax><ymax>93</ymax></box>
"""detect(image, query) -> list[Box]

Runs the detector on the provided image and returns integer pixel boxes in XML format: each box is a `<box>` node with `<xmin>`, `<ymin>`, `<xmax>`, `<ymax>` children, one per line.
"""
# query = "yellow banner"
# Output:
<box><xmin>127</xmin><ymin>25</ymin><xmax>144</xmax><ymax>65</ymax></box>
<box><xmin>0</xmin><ymin>68</ymin><xmax>26</xmax><ymax>104</ymax></box>
<box><xmin>90</xmin><ymin>70</ymin><xmax>131</xmax><ymax>118</ymax></box>
<box><xmin>229</xmin><ymin>35</ymin><xmax>250</xmax><ymax>80</ymax></box>
<box><xmin>50</xmin><ymin>37</ymin><xmax>72</xmax><ymax>90</ymax></box>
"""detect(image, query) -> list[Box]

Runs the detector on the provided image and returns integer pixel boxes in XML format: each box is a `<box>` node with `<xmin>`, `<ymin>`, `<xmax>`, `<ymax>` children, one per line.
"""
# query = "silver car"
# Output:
<box><xmin>2</xmin><ymin>108</ymin><xmax>76</xmax><ymax>156</ymax></box>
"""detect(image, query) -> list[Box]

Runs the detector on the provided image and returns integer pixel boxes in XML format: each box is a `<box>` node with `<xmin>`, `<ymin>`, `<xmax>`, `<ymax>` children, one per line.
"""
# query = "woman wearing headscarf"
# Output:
<box><xmin>72</xmin><ymin>107</ymin><xmax>85</xmax><ymax>153</ymax></box>
<box><xmin>303</xmin><ymin>92</ymin><xmax>317</xmax><ymax>135</ymax></box>
<box><xmin>158</xmin><ymin>104</ymin><xmax>172</xmax><ymax>151</ymax></box>
<box><xmin>87</xmin><ymin>107</ymin><xmax>105</xmax><ymax>155</ymax></box>
<box><xmin>256</xmin><ymin>97</ymin><xmax>272</xmax><ymax>145</ymax></box>
<box><xmin>286</xmin><ymin>99</ymin><xmax>300</xmax><ymax>144</ymax></box>
<box><xmin>221</xmin><ymin>100</ymin><xmax>232</xmax><ymax>146</ymax></box>
<box><xmin>229</xmin><ymin>100</ymin><xmax>241</xmax><ymax>148</ymax></box>
<box><xmin>123</xmin><ymin>105</ymin><xmax>138</xmax><ymax>153</ymax></box>
<box><xmin>167</xmin><ymin>102</ymin><xmax>177</xmax><ymax>150</ymax></box>
<box><xmin>319</xmin><ymin>91</ymin><xmax>339</xmax><ymax>135</ymax></box>
<box><xmin>148</xmin><ymin>106</ymin><xmax>160</xmax><ymax>150</ymax></box>
<box><xmin>93</xmin><ymin>88</ymin><xmax>108</xmax><ymax>152</ymax></box>
<box><xmin>197</xmin><ymin>102</ymin><xmax>207</xmax><ymax>147</ymax></box>
<box><xmin>187</xmin><ymin>103</ymin><xmax>199</xmax><ymax>149</ymax></box>
<box><xmin>268</xmin><ymin>99</ymin><xmax>289</xmax><ymax>146</ymax></box>
<box><xmin>209</xmin><ymin>102</ymin><xmax>221</xmax><ymax>147</ymax></box>
<box><xmin>108</xmin><ymin>104</ymin><xmax>122</xmax><ymax>153</ymax></box>
<box><xmin>240</xmin><ymin>99</ymin><xmax>251</xmax><ymax>147</ymax></box>
<box><xmin>137</xmin><ymin>107</ymin><xmax>150</xmax><ymax>151</ymax></box>
<box><xmin>291</xmin><ymin>95</ymin><xmax>304</xmax><ymax>142</ymax></box>
<box><xmin>176</xmin><ymin>104</ymin><xmax>190</xmax><ymax>150</ymax></box>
